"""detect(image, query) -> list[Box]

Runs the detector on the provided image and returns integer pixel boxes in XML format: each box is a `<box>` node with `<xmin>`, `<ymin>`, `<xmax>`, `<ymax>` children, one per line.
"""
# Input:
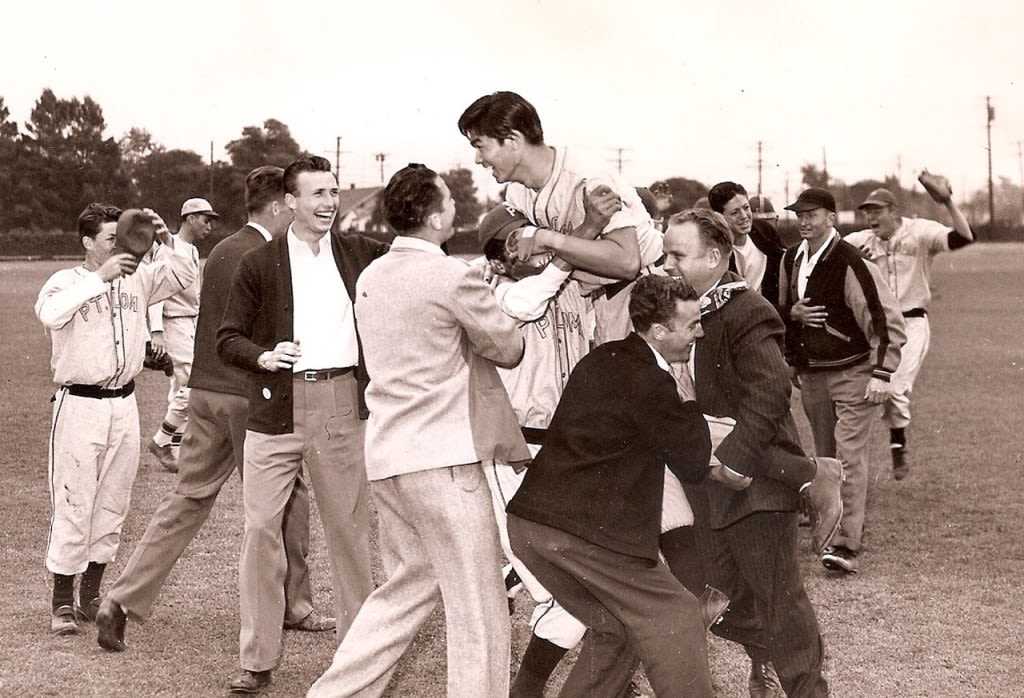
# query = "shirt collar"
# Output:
<box><xmin>287</xmin><ymin>225</ymin><xmax>332</xmax><ymax>256</ymax></box>
<box><xmin>247</xmin><ymin>221</ymin><xmax>272</xmax><ymax>242</ymax></box>
<box><xmin>391</xmin><ymin>235</ymin><xmax>446</xmax><ymax>255</ymax></box>
<box><xmin>641</xmin><ymin>337</ymin><xmax>671</xmax><ymax>372</ymax></box>
<box><xmin>797</xmin><ymin>228</ymin><xmax>838</xmax><ymax>262</ymax></box>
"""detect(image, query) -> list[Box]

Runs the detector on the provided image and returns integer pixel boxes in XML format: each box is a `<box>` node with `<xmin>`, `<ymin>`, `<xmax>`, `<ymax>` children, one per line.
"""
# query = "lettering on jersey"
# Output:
<box><xmin>530</xmin><ymin>307</ymin><xmax>583</xmax><ymax>340</ymax></box>
<box><xmin>114</xmin><ymin>292</ymin><xmax>139</xmax><ymax>313</ymax></box>
<box><xmin>76</xmin><ymin>291</ymin><xmax>140</xmax><ymax>321</ymax></box>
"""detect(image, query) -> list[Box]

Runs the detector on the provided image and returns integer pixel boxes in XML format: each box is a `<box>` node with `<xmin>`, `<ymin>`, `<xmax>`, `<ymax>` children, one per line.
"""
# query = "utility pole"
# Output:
<box><xmin>209</xmin><ymin>140</ymin><xmax>215</xmax><ymax>201</ymax></box>
<box><xmin>374</xmin><ymin>152</ymin><xmax>388</xmax><ymax>184</ymax></box>
<box><xmin>609</xmin><ymin>147</ymin><xmax>630</xmax><ymax>175</ymax></box>
<box><xmin>822</xmin><ymin>146</ymin><xmax>829</xmax><ymax>188</ymax></box>
<box><xmin>1017</xmin><ymin>141</ymin><xmax>1023</xmax><ymax>220</ymax></box>
<box><xmin>755</xmin><ymin>141</ymin><xmax>764</xmax><ymax>195</ymax></box>
<box><xmin>986</xmin><ymin>96</ymin><xmax>995</xmax><ymax>234</ymax></box>
<box><xmin>896</xmin><ymin>154</ymin><xmax>902</xmax><ymax>189</ymax></box>
<box><xmin>335</xmin><ymin>136</ymin><xmax>342</xmax><ymax>182</ymax></box>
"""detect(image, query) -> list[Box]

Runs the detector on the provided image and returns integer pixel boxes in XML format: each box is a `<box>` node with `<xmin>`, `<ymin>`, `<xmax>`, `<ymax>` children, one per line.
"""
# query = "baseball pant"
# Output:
<box><xmin>160</xmin><ymin>315</ymin><xmax>196</xmax><ymax>430</ymax></box>
<box><xmin>883</xmin><ymin>314</ymin><xmax>930</xmax><ymax>430</ymax></box>
<box><xmin>107</xmin><ymin>389</ymin><xmax>314</xmax><ymax>624</ymax></box>
<box><xmin>484</xmin><ymin>460</ymin><xmax>587</xmax><ymax>649</ymax></box>
<box><xmin>799</xmin><ymin>360</ymin><xmax>879</xmax><ymax>552</ymax></box>
<box><xmin>46</xmin><ymin>389</ymin><xmax>140</xmax><ymax>575</ymax></box>
<box><xmin>239</xmin><ymin>373</ymin><xmax>372</xmax><ymax>672</ymax></box>
<box><xmin>507</xmin><ymin>515</ymin><xmax>713</xmax><ymax>698</ymax></box>
<box><xmin>308</xmin><ymin>462</ymin><xmax>509</xmax><ymax>698</ymax></box>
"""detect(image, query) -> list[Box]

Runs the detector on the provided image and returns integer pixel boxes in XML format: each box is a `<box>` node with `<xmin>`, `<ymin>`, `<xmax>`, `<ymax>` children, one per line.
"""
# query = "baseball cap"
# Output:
<box><xmin>115</xmin><ymin>209</ymin><xmax>157</xmax><ymax>260</ymax></box>
<box><xmin>180</xmin><ymin>197</ymin><xmax>220</xmax><ymax>218</ymax></box>
<box><xmin>478</xmin><ymin>204</ymin><xmax>530</xmax><ymax>246</ymax></box>
<box><xmin>635</xmin><ymin>187</ymin><xmax>658</xmax><ymax>217</ymax></box>
<box><xmin>748</xmin><ymin>193</ymin><xmax>775</xmax><ymax>214</ymax></box>
<box><xmin>784</xmin><ymin>188</ymin><xmax>836</xmax><ymax>213</ymax></box>
<box><xmin>857</xmin><ymin>188</ymin><xmax>898</xmax><ymax>210</ymax></box>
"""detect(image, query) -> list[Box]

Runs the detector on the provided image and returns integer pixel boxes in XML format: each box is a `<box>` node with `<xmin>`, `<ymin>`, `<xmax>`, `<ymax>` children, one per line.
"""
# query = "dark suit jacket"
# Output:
<box><xmin>217</xmin><ymin>230</ymin><xmax>388</xmax><ymax>434</ymax></box>
<box><xmin>507</xmin><ymin>332</ymin><xmax>711</xmax><ymax>564</ymax></box>
<box><xmin>189</xmin><ymin>225</ymin><xmax>265</xmax><ymax>397</ymax></box>
<box><xmin>689</xmin><ymin>271</ymin><xmax>802</xmax><ymax>530</ymax></box>
<box><xmin>729</xmin><ymin>218</ymin><xmax>786</xmax><ymax>303</ymax></box>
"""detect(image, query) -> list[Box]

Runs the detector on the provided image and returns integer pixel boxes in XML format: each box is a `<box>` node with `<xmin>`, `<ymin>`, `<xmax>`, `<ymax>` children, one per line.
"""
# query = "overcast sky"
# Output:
<box><xmin>2</xmin><ymin>0</ymin><xmax>1021</xmax><ymax>208</ymax></box>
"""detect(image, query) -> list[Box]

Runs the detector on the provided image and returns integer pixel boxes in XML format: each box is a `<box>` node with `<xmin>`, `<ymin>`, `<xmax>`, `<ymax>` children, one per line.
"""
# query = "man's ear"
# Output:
<box><xmin>284</xmin><ymin>192</ymin><xmax>297</xmax><ymax>211</ymax></box>
<box><xmin>428</xmin><ymin>211</ymin><xmax>442</xmax><ymax>230</ymax></box>
<box><xmin>506</xmin><ymin>130</ymin><xmax>526</xmax><ymax>150</ymax></box>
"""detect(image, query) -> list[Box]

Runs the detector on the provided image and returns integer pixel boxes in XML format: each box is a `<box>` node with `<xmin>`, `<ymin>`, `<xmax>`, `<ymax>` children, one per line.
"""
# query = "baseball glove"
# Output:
<box><xmin>918</xmin><ymin>170</ymin><xmax>952</xmax><ymax>204</ymax></box>
<box><xmin>144</xmin><ymin>341</ymin><xmax>174</xmax><ymax>377</ymax></box>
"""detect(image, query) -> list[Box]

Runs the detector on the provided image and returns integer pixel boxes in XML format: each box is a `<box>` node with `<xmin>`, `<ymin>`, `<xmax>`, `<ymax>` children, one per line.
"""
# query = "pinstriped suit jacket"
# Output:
<box><xmin>690</xmin><ymin>272</ymin><xmax>802</xmax><ymax>530</ymax></box>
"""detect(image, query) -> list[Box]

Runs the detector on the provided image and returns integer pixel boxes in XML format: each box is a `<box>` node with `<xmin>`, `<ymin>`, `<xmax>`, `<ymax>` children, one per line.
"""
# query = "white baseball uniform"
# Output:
<box><xmin>485</xmin><ymin>264</ymin><xmax>590</xmax><ymax>649</ymax></box>
<box><xmin>505</xmin><ymin>146</ymin><xmax>663</xmax><ymax>346</ymax></box>
<box><xmin>148</xmin><ymin>236</ymin><xmax>201</xmax><ymax>436</ymax></box>
<box><xmin>845</xmin><ymin>216</ymin><xmax>967</xmax><ymax>427</ymax></box>
<box><xmin>36</xmin><ymin>242</ymin><xmax>197</xmax><ymax>575</ymax></box>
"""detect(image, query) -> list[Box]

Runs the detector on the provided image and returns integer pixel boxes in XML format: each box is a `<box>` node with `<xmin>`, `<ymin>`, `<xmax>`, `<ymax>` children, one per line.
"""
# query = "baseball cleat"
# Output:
<box><xmin>148</xmin><ymin>438</ymin><xmax>178</xmax><ymax>473</ymax></box>
<box><xmin>51</xmin><ymin>605</ymin><xmax>78</xmax><ymax>636</ymax></box>
<box><xmin>820</xmin><ymin>546</ymin><xmax>858</xmax><ymax>574</ymax></box>
<box><xmin>891</xmin><ymin>445</ymin><xmax>909</xmax><ymax>480</ymax></box>
<box><xmin>96</xmin><ymin>598</ymin><xmax>128</xmax><ymax>652</ymax></box>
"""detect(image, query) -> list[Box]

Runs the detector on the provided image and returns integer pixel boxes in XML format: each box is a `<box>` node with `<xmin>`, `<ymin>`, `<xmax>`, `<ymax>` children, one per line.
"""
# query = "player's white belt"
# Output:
<box><xmin>294</xmin><ymin>367</ymin><xmax>355</xmax><ymax>382</ymax></box>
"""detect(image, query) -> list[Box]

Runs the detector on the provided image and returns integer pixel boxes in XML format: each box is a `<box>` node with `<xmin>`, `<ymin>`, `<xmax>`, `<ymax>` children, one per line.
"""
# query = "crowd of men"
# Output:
<box><xmin>34</xmin><ymin>90</ymin><xmax>973</xmax><ymax>697</ymax></box>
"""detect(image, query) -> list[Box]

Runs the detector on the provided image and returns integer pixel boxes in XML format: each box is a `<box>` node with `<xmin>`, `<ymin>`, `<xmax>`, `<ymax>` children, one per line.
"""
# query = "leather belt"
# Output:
<box><xmin>64</xmin><ymin>381</ymin><xmax>135</xmax><ymax>399</ymax></box>
<box><xmin>296</xmin><ymin>367</ymin><xmax>355</xmax><ymax>382</ymax></box>
<box><xmin>902</xmin><ymin>308</ymin><xmax>927</xmax><ymax>318</ymax></box>
<box><xmin>521</xmin><ymin>426</ymin><xmax>547</xmax><ymax>446</ymax></box>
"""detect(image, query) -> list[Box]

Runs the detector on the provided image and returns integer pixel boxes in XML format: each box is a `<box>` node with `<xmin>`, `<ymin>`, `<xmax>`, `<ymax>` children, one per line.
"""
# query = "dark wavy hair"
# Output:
<box><xmin>383</xmin><ymin>164</ymin><xmax>443</xmax><ymax>233</ymax></box>
<box><xmin>77</xmin><ymin>203</ymin><xmax>122</xmax><ymax>240</ymax></box>
<box><xmin>628</xmin><ymin>275</ymin><xmax>699</xmax><ymax>333</ymax></box>
<box><xmin>283</xmin><ymin>155</ymin><xmax>333</xmax><ymax>197</ymax></box>
<box><xmin>458</xmin><ymin>91</ymin><xmax>544</xmax><ymax>145</ymax></box>
<box><xmin>707</xmin><ymin>181</ymin><xmax>748</xmax><ymax>214</ymax></box>
<box><xmin>245</xmin><ymin>166</ymin><xmax>285</xmax><ymax>214</ymax></box>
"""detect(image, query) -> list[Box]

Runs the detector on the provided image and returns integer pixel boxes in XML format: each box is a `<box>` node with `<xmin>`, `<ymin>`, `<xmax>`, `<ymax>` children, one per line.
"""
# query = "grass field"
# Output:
<box><xmin>1</xmin><ymin>244</ymin><xmax>1022</xmax><ymax>697</ymax></box>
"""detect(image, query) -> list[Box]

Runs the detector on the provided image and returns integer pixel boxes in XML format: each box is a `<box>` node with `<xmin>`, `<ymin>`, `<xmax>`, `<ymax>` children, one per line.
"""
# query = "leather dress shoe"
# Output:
<box><xmin>284</xmin><ymin>609</ymin><xmax>336</xmax><ymax>632</ymax></box>
<box><xmin>96</xmin><ymin>597</ymin><xmax>128</xmax><ymax>652</ymax></box>
<box><xmin>804</xmin><ymin>457</ymin><xmax>844</xmax><ymax>555</ymax></box>
<box><xmin>698</xmin><ymin>585</ymin><xmax>729</xmax><ymax>630</ymax></box>
<box><xmin>229</xmin><ymin>669</ymin><xmax>272</xmax><ymax>694</ymax></box>
<box><xmin>748</xmin><ymin>661</ymin><xmax>785</xmax><ymax>697</ymax></box>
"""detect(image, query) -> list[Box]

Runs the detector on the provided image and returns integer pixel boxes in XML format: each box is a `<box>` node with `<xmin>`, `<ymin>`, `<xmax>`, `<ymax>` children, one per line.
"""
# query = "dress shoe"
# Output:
<box><xmin>148</xmin><ymin>438</ymin><xmax>178</xmax><ymax>473</ymax></box>
<box><xmin>76</xmin><ymin>596</ymin><xmax>100</xmax><ymax>622</ymax></box>
<box><xmin>748</xmin><ymin>660</ymin><xmax>784</xmax><ymax>697</ymax></box>
<box><xmin>803</xmin><ymin>457</ymin><xmax>844</xmax><ymax>555</ymax></box>
<box><xmin>51</xmin><ymin>605</ymin><xmax>78</xmax><ymax>636</ymax></box>
<box><xmin>891</xmin><ymin>445</ymin><xmax>909</xmax><ymax>480</ymax></box>
<box><xmin>820</xmin><ymin>545</ymin><xmax>858</xmax><ymax>574</ymax></box>
<box><xmin>96</xmin><ymin>597</ymin><xmax>128</xmax><ymax>651</ymax></box>
<box><xmin>229</xmin><ymin>669</ymin><xmax>272</xmax><ymax>694</ymax></box>
<box><xmin>698</xmin><ymin>585</ymin><xmax>729</xmax><ymax>630</ymax></box>
<box><xmin>284</xmin><ymin>609</ymin><xmax>336</xmax><ymax>632</ymax></box>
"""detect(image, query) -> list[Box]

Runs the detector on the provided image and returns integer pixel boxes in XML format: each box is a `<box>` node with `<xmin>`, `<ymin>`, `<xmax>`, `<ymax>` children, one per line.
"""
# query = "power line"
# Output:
<box><xmin>610</xmin><ymin>147</ymin><xmax>630</xmax><ymax>175</ymax></box>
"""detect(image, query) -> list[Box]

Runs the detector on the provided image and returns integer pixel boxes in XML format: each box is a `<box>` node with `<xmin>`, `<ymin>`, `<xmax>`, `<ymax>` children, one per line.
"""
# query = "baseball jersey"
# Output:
<box><xmin>845</xmin><ymin>217</ymin><xmax>956</xmax><ymax>312</ymax></box>
<box><xmin>148</xmin><ymin>236</ymin><xmax>200</xmax><ymax>331</ymax></box>
<box><xmin>505</xmin><ymin>146</ymin><xmax>663</xmax><ymax>270</ymax></box>
<box><xmin>493</xmin><ymin>265</ymin><xmax>590</xmax><ymax>430</ymax></box>
<box><xmin>35</xmin><ymin>243</ymin><xmax>197</xmax><ymax>388</ymax></box>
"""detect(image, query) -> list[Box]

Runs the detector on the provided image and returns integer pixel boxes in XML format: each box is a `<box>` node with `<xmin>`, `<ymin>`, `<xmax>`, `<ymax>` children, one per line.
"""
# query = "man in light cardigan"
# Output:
<box><xmin>308</xmin><ymin>164</ymin><xmax>529</xmax><ymax>698</ymax></box>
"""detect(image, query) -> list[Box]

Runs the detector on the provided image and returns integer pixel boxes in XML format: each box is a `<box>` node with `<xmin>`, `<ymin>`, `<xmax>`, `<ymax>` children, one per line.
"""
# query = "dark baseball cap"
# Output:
<box><xmin>749</xmin><ymin>193</ymin><xmax>775</xmax><ymax>214</ymax></box>
<box><xmin>785</xmin><ymin>188</ymin><xmax>836</xmax><ymax>213</ymax></box>
<box><xmin>857</xmin><ymin>188</ymin><xmax>898</xmax><ymax>210</ymax></box>
<box><xmin>478</xmin><ymin>204</ymin><xmax>530</xmax><ymax>246</ymax></box>
<box><xmin>115</xmin><ymin>209</ymin><xmax>157</xmax><ymax>260</ymax></box>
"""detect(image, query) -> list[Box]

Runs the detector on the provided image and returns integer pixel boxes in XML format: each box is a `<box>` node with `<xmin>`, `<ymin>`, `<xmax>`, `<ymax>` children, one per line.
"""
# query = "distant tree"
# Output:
<box><xmin>441</xmin><ymin>167</ymin><xmax>483</xmax><ymax>229</ymax></box>
<box><xmin>660</xmin><ymin>177</ymin><xmax>709</xmax><ymax>214</ymax></box>
<box><xmin>135</xmin><ymin>149</ymin><xmax>209</xmax><ymax>225</ymax></box>
<box><xmin>800</xmin><ymin>163</ymin><xmax>831</xmax><ymax>190</ymax></box>
<box><xmin>119</xmin><ymin>127</ymin><xmax>164</xmax><ymax>199</ymax></box>
<box><xmin>0</xmin><ymin>97</ymin><xmax>28</xmax><ymax>231</ymax></box>
<box><xmin>226</xmin><ymin>118</ymin><xmax>304</xmax><ymax>173</ymax></box>
<box><xmin>22</xmin><ymin>89</ymin><xmax>130</xmax><ymax>230</ymax></box>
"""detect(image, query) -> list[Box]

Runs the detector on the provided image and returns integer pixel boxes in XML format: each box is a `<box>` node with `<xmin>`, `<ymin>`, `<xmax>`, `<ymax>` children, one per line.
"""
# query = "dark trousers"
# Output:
<box><xmin>508</xmin><ymin>515</ymin><xmax>713</xmax><ymax>698</ymax></box>
<box><xmin>665</xmin><ymin>487</ymin><xmax>828</xmax><ymax>698</ymax></box>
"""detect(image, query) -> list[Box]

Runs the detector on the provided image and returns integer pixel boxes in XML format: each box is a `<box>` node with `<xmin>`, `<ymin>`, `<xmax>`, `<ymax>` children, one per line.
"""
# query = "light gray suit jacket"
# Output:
<box><xmin>354</xmin><ymin>236</ymin><xmax>530</xmax><ymax>480</ymax></box>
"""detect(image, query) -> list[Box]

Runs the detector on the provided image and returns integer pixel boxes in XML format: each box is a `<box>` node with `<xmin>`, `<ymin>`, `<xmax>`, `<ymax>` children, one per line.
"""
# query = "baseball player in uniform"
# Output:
<box><xmin>459</xmin><ymin>90</ymin><xmax>663</xmax><ymax>346</ymax></box>
<box><xmin>35</xmin><ymin>204</ymin><xmax>196</xmax><ymax>635</ymax></box>
<box><xmin>147</xmin><ymin>197</ymin><xmax>217</xmax><ymax>472</ymax></box>
<box><xmin>845</xmin><ymin>173</ymin><xmax>973</xmax><ymax>479</ymax></box>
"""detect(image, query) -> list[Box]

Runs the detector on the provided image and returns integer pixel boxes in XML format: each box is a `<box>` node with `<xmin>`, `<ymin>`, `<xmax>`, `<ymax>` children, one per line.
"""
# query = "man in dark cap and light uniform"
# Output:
<box><xmin>844</xmin><ymin>173</ymin><xmax>973</xmax><ymax>480</ymax></box>
<box><xmin>778</xmin><ymin>188</ymin><xmax>905</xmax><ymax>575</ymax></box>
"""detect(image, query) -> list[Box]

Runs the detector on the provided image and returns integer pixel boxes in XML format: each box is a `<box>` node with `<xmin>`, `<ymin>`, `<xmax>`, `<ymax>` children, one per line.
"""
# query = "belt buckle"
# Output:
<box><xmin>303</xmin><ymin>370</ymin><xmax>318</xmax><ymax>382</ymax></box>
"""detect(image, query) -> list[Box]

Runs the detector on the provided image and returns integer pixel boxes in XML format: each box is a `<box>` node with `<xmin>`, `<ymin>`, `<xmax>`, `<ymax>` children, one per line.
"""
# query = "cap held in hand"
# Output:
<box><xmin>115</xmin><ymin>209</ymin><xmax>157</xmax><ymax>260</ymax></box>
